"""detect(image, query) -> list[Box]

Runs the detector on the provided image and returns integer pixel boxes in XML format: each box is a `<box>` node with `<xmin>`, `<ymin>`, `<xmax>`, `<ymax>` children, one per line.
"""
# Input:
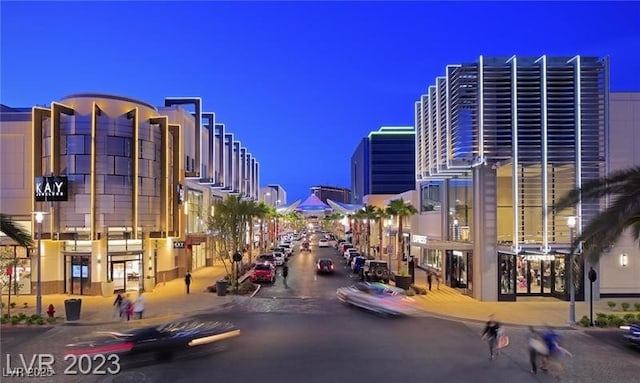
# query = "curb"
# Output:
<box><xmin>62</xmin><ymin>314</ymin><xmax>181</xmax><ymax>327</ymax></box>
<box><xmin>0</xmin><ymin>325</ymin><xmax>55</xmax><ymax>332</ymax></box>
<box><xmin>416</xmin><ymin>308</ymin><xmax>576</xmax><ymax>330</ymax></box>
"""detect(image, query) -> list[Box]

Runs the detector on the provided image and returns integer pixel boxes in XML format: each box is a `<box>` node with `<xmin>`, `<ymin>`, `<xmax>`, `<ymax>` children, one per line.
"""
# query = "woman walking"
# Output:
<box><xmin>481</xmin><ymin>314</ymin><xmax>501</xmax><ymax>360</ymax></box>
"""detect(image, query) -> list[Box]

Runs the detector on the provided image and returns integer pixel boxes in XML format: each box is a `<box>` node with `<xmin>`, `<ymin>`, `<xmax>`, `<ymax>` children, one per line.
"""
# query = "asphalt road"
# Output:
<box><xmin>2</xmin><ymin>236</ymin><xmax>640</xmax><ymax>383</ymax></box>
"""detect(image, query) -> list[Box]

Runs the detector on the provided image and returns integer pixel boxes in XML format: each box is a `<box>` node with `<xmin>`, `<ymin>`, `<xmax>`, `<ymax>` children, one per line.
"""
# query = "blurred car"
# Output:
<box><xmin>65</xmin><ymin>318</ymin><xmax>240</xmax><ymax>361</ymax></box>
<box><xmin>302</xmin><ymin>241</ymin><xmax>311</xmax><ymax>252</ymax></box>
<box><xmin>621</xmin><ymin>322</ymin><xmax>640</xmax><ymax>347</ymax></box>
<box><xmin>250</xmin><ymin>262</ymin><xmax>276</xmax><ymax>283</ymax></box>
<box><xmin>318</xmin><ymin>239</ymin><xmax>329</xmax><ymax>247</ymax></box>
<box><xmin>336</xmin><ymin>282</ymin><xmax>418</xmax><ymax>316</ymax></box>
<box><xmin>316</xmin><ymin>258</ymin><xmax>335</xmax><ymax>274</ymax></box>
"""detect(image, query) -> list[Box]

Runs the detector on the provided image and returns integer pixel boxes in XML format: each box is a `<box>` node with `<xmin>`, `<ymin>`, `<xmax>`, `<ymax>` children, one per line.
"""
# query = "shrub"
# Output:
<box><xmin>608</xmin><ymin>316</ymin><xmax>624</xmax><ymax>328</ymax></box>
<box><xmin>30</xmin><ymin>314</ymin><xmax>41</xmax><ymax>321</ymax></box>
<box><xmin>579</xmin><ymin>315</ymin><xmax>591</xmax><ymax>327</ymax></box>
<box><xmin>634</xmin><ymin>303</ymin><xmax>640</xmax><ymax>312</ymax></box>
<box><xmin>623</xmin><ymin>313</ymin><xmax>637</xmax><ymax>323</ymax></box>
<box><xmin>607</xmin><ymin>301</ymin><xmax>616</xmax><ymax>310</ymax></box>
<box><xmin>621</xmin><ymin>302</ymin><xmax>630</xmax><ymax>311</ymax></box>
<box><xmin>596</xmin><ymin>317</ymin><xmax>609</xmax><ymax>327</ymax></box>
<box><xmin>36</xmin><ymin>318</ymin><xmax>45</xmax><ymax>325</ymax></box>
<box><xmin>9</xmin><ymin>302</ymin><xmax>16</xmax><ymax>308</ymax></box>
<box><xmin>46</xmin><ymin>317</ymin><xmax>57</xmax><ymax>325</ymax></box>
<box><xmin>0</xmin><ymin>316</ymin><xmax>7</xmax><ymax>324</ymax></box>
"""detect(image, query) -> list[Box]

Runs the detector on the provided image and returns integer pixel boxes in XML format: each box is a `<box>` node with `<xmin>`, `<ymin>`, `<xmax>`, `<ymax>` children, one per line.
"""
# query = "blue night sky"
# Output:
<box><xmin>2</xmin><ymin>1</ymin><xmax>639</xmax><ymax>203</ymax></box>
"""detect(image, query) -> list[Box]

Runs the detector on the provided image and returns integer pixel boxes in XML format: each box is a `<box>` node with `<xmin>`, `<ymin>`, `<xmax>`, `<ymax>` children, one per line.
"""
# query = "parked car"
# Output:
<box><xmin>363</xmin><ymin>260</ymin><xmax>391</xmax><ymax>283</ymax></box>
<box><xmin>316</xmin><ymin>258</ymin><xmax>335</xmax><ymax>274</ymax></box>
<box><xmin>351</xmin><ymin>256</ymin><xmax>367</xmax><ymax>274</ymax></box>
<box><xmin>272</xmin><ymin>251</ymin><xmax>286</xmax><ymax>266</ymax></box>
<box><xmin>336</xmin><ymin>282</ymin><xmax>418</xmax><ymax>316</ymax></box>
<box><xmin>65</xmin><ymin>318</ymin><xmax>240</xmax><ymax>362</ymax></box>
<box><xmin>318</xmin><ymin>239</ymin><xmax>329</xmax><ymax>247</ymax></box>
<box><xmin>250</xmin><ymin>262</ymin><xmax>276</xmax><ymax>283</ymax></box>
<box><xmin>258</xmin><ymin>253</ymin><xmax>277</xmax><ymax>267</ymax></box>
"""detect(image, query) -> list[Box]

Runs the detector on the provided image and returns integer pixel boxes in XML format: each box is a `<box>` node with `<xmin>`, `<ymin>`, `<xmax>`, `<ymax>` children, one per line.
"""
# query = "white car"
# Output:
<box><xmin>272</xmin><ymin>251</ymin><xmax>286</xmax><ymax>266</ymax></box>
<box><xmin>318</xmin><ymin>239</ymin><xmax>329</xmax><ymax>247</ymax></box>
<box><xmin>336</xmin><ymin>282</ymin><xmax>418</xmax><ymax>316</ymax></box>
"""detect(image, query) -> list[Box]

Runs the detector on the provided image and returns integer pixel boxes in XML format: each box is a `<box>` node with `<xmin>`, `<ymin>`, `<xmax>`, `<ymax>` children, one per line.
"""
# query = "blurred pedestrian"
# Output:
<box><xmin>121</xmin><ymin>294</ymin><xmax>132</xmax><ymax>321</ymax></box>
<box><xmin>185</xmin><ymin>271</ymin><xmax>192</xmax><ymax>294</ymax></box>
<box><xmin>426</xmin><ymin>271</ymin><xmax>433</xmax><ymax>291</ymax></box>
<box><xmin>113</xmin><ymin>293</ymin><xmax>123</xmax><ymax>319</ymax></box>
<box><xmin>282</xmin><ymin>264</ymin><xmax>289</xmax><ymax>288</ymax></box>
<box><xmin>540</xmin><ymin>327</ymin><xmax>573</xmax><ymax>377</ymax></box>
<box><xmin>481</xmin><ymin>314</ymin><xmax>501</xmax><ymax>360</ymax></box>
<box><xmin>133</xmin><ymin>292</ymin><xmax>146</xmax><ymax>319</ymax></box>
<box><xmin>527</xmin><ymin>326</ymin><xmax>547</xmax><ymax>374</ymax></box>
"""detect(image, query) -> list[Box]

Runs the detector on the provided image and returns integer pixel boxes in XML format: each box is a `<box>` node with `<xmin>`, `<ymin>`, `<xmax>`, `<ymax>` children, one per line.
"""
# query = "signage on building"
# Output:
<box><xmin>412</xmin><ymin>234</ymin><xmax>428</xmax><ymax>245</ymax></box>
<box><xmin>173</xmin><ymin>241</ymin><xmax>186</xmax><ymax>249</ymax></box>
<box><xmin>34</xmin><ymin>176</ymin><xmax>68</xmax><ymax>201</ymax></box>
<box><xmin>524</xmin><ymin>255</ymin><xmax>556</xmax><ymax>261</ymax></box>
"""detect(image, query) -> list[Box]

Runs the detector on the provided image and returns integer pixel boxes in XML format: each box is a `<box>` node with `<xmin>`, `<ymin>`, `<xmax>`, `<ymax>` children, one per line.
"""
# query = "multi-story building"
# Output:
<box><xmin>261</xmin><ymin>184</ymin><xmax>287</xmax><ymax>208</ymax></box>
<box><xmin>411</xmin><ymin>55</ymin><xmax>610</xmax><ymax>302</ymax></box>
<box><xmin>350</xmin><ymin>126</ymin><xmax>415</xmax><ymax>204</ymax></box>
<box><xmin>0</xmin><ymin>93</ymin><xmax>260</xmax><ymax>296</ymax></box>
<box><xmin>310</xmin><ymin>185</ymin><xmax>351</xmax><ymax>205</ymax></box>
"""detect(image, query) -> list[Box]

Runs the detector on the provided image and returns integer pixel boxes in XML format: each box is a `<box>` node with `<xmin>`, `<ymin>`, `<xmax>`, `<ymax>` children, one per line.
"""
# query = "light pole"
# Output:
<box><xmin>34</xmin><ymin>212</ymin><xmax>45</xmax><ymax>317</ymax></box>
<box><xmin>567</xmin><ymin>216</ymin><xmax>577</xmax><ymax>325</ymax></box>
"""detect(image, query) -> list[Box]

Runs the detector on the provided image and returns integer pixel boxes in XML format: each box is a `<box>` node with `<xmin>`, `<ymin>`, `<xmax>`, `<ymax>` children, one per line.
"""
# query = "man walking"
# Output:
<box><xmin>427</xmin><ymin>271</ymin><xmax>433</xmax><ymax>291</ymax></box>
<box><xmin>185</xmin><ymin>271</ymin><xmax>192</xmax><ymax>294</ymax></box>
<box><xmin>282</xmin><ymin>265</ymin><xmax>289</xmax><ymax>288</ymax></box>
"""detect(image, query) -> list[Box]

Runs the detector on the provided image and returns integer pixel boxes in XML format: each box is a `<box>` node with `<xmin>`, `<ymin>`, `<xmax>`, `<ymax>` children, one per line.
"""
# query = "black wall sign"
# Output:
<box><xmin>173</xmin><ymin>241</ymin><xmax>186</xmax><ymax>249</ymax></box>
<box><xmin>177</xmin><ymin>184</ymin><xmax>184</xmax><ymax>204</ymax></box>
<box><xmin>34</xmin><ymin>176</ymin><xmax>69</xmax><ymax>201</ymax></box>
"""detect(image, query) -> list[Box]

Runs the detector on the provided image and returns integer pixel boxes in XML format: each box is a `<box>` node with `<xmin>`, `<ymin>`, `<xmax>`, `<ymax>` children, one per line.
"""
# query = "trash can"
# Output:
<box><xmin>64</xmin><ymin>299</ymin><xmax>82</xmax><ymax>321</ymax></box>
<box><xmin>216</xmin><ymin>280</ymin><xmax>228</xmax><ymax>296</ymax></box>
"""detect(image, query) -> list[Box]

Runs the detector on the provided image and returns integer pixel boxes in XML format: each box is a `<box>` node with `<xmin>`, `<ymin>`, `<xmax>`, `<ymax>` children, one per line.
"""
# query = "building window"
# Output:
<box><xmin>420</xmin><ymin>181</ymin><xmax>442</xmax><ymax>212</ymax></box>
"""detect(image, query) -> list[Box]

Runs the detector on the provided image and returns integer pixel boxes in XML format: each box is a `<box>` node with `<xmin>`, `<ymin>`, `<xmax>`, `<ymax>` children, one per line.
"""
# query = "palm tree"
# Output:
<box><xmin>255</xmin><ymin>201</ymin><xmax>271</xmax><ymax>252</ymax></box>
<box><xmin>553</xmin><ymin>166</ymin><xmax>640</xmax><ymax>264</ymax></box>
<box><xmin>1</xmin><ymin>214</ymin><xmax>33</xmax><ymax>315</ymax></box>
<box><xmin>361</xmin><ymin>205</ymin><xmax>377</xmax><ymax>257</ymax></box>
<box><xmin>375</xmin><ymin>207</ymin><xmax>390</xmax><ymax>260</ymax></box>
<box><xmin>386</xmin><ymin>199</ymin><xmax>418</xmax><ymax>273</ymax></box>
<box><xmin>0</xmin><ymin>214</ymin><xmax>33</xmax><ymax>247</ymax></box>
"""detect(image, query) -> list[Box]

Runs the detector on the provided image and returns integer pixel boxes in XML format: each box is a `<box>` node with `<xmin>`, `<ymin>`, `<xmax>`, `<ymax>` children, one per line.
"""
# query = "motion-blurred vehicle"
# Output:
<box><xmin>316</xmin><ymin>258</ymin><xmax>335</xmax><ymax>274</ymax></box>
<box><xmin>318</xmin><ymin>239</ymin><xmax>329</xmax><ymax>247</ymax></box>
<box><xmin>336</xmin><ymin>282</ymin><xmax>418</xmax><ymax>316</ymax></box>
<box><xmin>302</xmin><ymin>241</ymin><xmax>311</xmax><ymax>252</ymax></box>
<box><xmin>621</xmin><ymin>322</ymin><xmax>640</xmax><ymax>348</ymax></box>
<box><xmin>250</xmin><ymin>262</ymin><xmax>276</xmax><ymax>283</ymax></box>
<box><xmin>65</xmin><ymin>318</ymin><xmax>240</xmax><ymax>361</ymax></box>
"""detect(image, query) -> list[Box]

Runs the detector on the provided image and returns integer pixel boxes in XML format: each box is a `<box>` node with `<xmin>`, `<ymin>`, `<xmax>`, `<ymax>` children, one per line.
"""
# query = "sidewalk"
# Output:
<box><xmin>2</xmin><ymin>264</ymin><xmax>236</xmax><ymax>327</ymax></box>
<box><xmin>409</xmin><ymin>280</ymin><xmax>622</xmax><ymax>328</ymax></box>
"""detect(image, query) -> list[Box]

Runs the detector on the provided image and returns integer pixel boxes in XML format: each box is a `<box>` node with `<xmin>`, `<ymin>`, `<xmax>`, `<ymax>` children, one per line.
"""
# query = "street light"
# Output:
<box><xmin>34</xmin><ymin>211</ymin><xmax>45</xmax><ymax>317</ymax></box>
<box><xmin>567</xmin><ymin>216</ymin><xmax>577</xmax><ymax>325</ymax></box>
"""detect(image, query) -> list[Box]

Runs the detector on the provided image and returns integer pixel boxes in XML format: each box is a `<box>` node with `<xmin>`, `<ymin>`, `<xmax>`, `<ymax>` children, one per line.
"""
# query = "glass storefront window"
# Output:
<box><xmin>187</xmin><ymin>189</ymin><xmax>204</xmax><ymax>233</ymax></box>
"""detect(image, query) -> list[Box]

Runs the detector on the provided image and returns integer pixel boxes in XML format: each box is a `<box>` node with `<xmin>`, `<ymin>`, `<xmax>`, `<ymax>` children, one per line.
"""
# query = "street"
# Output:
<box><xmin>2</xmin><ymin>240</ymin><xmax>639</xmax><ymax>383</ymax></box>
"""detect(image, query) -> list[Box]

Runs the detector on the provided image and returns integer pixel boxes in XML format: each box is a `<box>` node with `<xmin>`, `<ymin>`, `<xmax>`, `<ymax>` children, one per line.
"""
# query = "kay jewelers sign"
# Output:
<box><xmin>34</xmin><ymin>176</ymin><xmax>68</xmax><ymax>201</ymax></box>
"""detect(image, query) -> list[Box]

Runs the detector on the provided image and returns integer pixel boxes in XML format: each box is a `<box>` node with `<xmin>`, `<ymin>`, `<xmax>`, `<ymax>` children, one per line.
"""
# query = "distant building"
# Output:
<box><xmin>261</xmin><ymin>184</ymin><xmax>287</xmax><ymax>207</ymax></box>
<box><xmin>310</xmin><ymin>185</ymin><xmax>351</xmax><ymax>205</ymax></box>
<box><xmin>350</xmin><ymin>126</ymin><xmax>416</xmax><ymax>204</ymax></box>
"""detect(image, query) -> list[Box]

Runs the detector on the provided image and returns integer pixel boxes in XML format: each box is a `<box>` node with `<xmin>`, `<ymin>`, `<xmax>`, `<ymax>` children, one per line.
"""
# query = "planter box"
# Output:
<box><xmin>100</xmin><ymin>282</ymin><xmax>115</xmax><ymax>297</ymax></box>
<box><xmin>143</xmin><ymin>278</ymin><xmax>155</xmax><ymax>292</ymax></box>
<box><xmin>394</xmin><ymin>275</ymin><xmax>412</xmax><ymax>290</ymax></box>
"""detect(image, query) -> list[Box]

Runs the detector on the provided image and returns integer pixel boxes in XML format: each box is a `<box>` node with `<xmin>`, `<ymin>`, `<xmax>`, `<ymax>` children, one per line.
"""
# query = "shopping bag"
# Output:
<box><xmin>497</xmin><ymin>334</ymin><xmax>510</xmax><ymax>349</ymax></box>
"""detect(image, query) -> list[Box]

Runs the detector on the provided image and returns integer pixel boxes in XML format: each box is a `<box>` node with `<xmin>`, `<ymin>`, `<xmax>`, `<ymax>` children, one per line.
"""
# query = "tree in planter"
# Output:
<box><xmin>385</xmin><ymin>199</ymin><xmax>418</xmax><ymax>274</ymax></box>
<box><xmin>208</xmin><ymin>195</ymin><xmax>249</xmax><ymax>290</ymax></box>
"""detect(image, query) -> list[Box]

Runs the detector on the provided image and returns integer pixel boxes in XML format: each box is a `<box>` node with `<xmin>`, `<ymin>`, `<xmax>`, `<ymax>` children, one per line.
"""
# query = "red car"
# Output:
<box><xmin>316</xmin><ymin>259</ymin><xmax>335</xmax><ymax>275</ymax></box>
<box><xmin>250</xmin><ymin>262</ymin><xmax>276</xmax><ymax>283</ymax></box>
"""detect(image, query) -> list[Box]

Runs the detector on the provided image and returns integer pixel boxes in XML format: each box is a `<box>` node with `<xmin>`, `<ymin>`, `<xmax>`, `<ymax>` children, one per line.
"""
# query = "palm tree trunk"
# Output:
<box><xmin>397</xmin><ymin>217</ymin><xmax>403</xmax><ymax>273</ymax></box>
<box><xmin>248</xmin><ymin>219</ymin><xmax>254</xmax><ymax>264</ymax></box>
<box><xmin>366</xmin><ymin>222</ymin><xmax>371</xmax><ymax>258</ymax></box>
<box><xmin>378</xmin><ymin>219</ymin><xmax>383</xmax><ymax>260</ymax></box>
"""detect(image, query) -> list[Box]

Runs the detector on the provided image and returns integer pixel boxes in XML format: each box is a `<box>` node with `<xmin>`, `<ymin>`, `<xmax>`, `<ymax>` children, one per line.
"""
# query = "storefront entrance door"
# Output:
<box><xmin>64</xmin><ymin>254</ymin><xmax>91</xmax><ymax>295</ymax></box>
<box><xmin>517</xmin><ymin>256</ymin><xmax>556</xmax><ymax>295</ymax></box>
<box><xmin>109</xmin><ymin>256</ymin><xmax>142</xmax><ymax>293</ymax></box>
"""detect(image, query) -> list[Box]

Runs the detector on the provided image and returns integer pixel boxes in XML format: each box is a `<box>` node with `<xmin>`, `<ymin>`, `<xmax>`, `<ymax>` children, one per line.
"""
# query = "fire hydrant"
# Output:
<box><xmin>46</xmin><ymin>304</ymin><xmax>55</xmax><ymax>318</ymax></box>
